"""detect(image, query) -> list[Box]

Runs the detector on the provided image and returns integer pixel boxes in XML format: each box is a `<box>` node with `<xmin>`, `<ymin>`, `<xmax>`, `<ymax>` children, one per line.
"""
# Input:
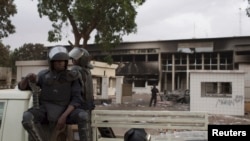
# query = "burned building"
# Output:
<box><xmin>84</xmin><ymin>36</ymin><xmax>250</xmax><ymax>99</ymax></box>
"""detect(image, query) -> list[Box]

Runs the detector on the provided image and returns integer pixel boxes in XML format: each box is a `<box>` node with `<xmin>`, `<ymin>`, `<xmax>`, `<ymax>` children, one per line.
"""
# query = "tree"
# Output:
<box><xmin>37</xmin><ymin>0</ymin><xmax>145</xmax><ymax>49</ymax></box>
<box><xmin>12</xmin><ymin>43</ymin><xmax>47</xmax><ymax>61</ymax></box>
<box><xmin>7</xmin><ymin>43</ymin><xmax>46</xmax><ymax>76</ymax></box>
<box><xmin>247</xmin><ymin>0</ymin><xmax>250</xmax><ymax>17</ymax></box>
<box><xmin>0</xmin><ymin>41</ymin><xmax>11</xmax><ymax>67</ymax></box>
<box><xmin>0</xmin><ymin>0</ymin><xmax>17</xmax><ymax>39</ymax></box>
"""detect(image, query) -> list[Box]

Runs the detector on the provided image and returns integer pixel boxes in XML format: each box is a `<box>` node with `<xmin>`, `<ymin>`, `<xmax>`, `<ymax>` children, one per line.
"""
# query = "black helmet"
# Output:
<box><xmin>69</xmin><ymin>47</ymin><xmax>93</xmax><ymax>69</ymax></box>
<box><xmin>124</xmin><ymin>128</ymin><xmax>151</xmax><ymax>141</ymax></box>
<box><xmin>48</xmin><ymin>46</ymin><xmax>69</xmax><ymax>70</ymax></box>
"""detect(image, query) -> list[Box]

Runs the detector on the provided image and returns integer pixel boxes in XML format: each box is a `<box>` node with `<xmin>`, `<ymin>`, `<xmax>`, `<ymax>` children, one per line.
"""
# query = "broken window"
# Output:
<box><xmin>201</xmin><ymin>82</ymin><xmax>232</xmax><ymax>97</ymax></box>
<box><xmin>134</xmin><ymin>80</ymin><xmax>146</xmax><ymax>87</ymax></box>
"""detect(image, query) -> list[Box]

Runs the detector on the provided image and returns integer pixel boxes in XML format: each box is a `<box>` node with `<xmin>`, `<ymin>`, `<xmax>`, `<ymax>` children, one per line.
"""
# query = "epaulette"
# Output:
<box><xmin>66</xmin><ymin>69</ymin><xmax>81</xmax><ymax>81</ymax></box>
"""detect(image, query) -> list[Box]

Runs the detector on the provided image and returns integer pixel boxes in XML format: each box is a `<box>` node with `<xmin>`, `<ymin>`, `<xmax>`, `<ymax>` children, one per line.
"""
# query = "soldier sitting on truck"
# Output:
<box><xmin>18</xmin><ymin>46</ymin><xmax>89</xmax><ymax>141</ymax></box>
<box><xmin>69</xmin><ymin>47</ymin><xmax>95</xmax><ymax>141</ymax></box>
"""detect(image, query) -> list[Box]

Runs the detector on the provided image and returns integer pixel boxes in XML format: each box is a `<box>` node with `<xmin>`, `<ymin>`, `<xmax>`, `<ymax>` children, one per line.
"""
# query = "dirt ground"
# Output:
<box><xmin>95</xmin><ymin>93</ymin><xmax>250</xmax><ymax>125</ymax></box>
<box><xmin>94</xmin><ymin>93</ymin><xmax>250</xmax><ymax>139</ymax></box>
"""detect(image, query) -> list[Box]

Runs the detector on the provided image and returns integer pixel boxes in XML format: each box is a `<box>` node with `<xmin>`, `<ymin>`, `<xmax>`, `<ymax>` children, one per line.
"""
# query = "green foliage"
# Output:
<box><xmin>0</xmin><ymin>0</ymin><xmax>17</xmax><ymax>39</ymax></box>
<box><xmin>247</xmin><ymin>8</ymin><xmax>250</xmax><ymax>17</ymax></box>
<box><xmin>0</xmin><ymin>42</ymin><xmax>11</xmax><ymax>67</ymax></box>
<box><xmin>13</xmin><ymin>43</ymin><xmax>47</xmax><ymax>61</ymax></box>
<box><xmin>103</xmin><ymin>54</ymin><xmax>114</xmax><ymax>65</ymax></box>
<box><xmin>8</xmin><ymin>43</ymin><xmax>47</xmax><ymax>75</ymax></box>
<box><xmin>37</xmin><ymin>0</ymin><xmax>145</xmax><ymax>49</ymax></box>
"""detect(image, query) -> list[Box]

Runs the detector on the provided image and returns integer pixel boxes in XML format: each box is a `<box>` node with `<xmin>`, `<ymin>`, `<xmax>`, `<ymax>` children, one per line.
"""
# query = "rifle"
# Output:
<box><xmin>28</xmin><ymin>81</ymin><xmax>41</xmax><ymax>109</ymax></box>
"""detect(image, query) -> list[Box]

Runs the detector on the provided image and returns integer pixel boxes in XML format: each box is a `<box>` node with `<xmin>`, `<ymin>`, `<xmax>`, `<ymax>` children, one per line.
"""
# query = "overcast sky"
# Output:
<box><xmin>1</xmin><ymin>0</ymin><xmax>250</xmax><ymax>50</ymax></box>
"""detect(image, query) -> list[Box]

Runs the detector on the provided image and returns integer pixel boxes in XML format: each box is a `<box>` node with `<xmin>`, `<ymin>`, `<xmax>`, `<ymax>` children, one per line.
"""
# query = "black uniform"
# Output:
<box><xmin>19</xmin><ymin>46</ymin><xmax>89</xmax><ymax>141</ymax></box>
<box><xmin>149</xmin><ymin>85</ymin><xmax>159</xmax><ymax>107</ymax></box>
<box><xmin>69</xmin><ymin>47</ymin><xmax>95</xmax><ymax>141</ymax></box>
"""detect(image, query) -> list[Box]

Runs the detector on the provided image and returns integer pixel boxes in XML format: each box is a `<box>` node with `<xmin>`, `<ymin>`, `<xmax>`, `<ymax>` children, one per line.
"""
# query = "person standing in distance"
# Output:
<box><xmin>18</xmin><ymin>46</ymin><xmax>89</xmax><ymax>141</ymax></box>
<box><xmin>149</xmin><ymin>84</ymin><xmax>159</xmax><ymax>107</ymax></box>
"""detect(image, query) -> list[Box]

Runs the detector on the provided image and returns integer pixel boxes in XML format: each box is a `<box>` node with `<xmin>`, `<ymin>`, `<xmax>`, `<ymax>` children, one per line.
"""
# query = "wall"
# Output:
<box><xmin>239</xmin><ymin>64</ymin><xmax>250</xmax><ymax>101</ymax></box>
<box><xmin>15</xmin><ymin>60</ymin><xmax>117</xmax><ymax>81</ymax></box>
<box><xmin>15</xmin><ymin>60</ymin><xmax>118</xmax><ymax>97</ymax></box>
<box><xmin>190</xmin><ymin>70</ymin><xmax>245</xmax><ymax>116</ymax></box>
<box><xmin>133</xmin><ymin>87</ymin><xmax>151</xmax><ymax>94</ymax></box>
<box><xmin>0</xmin><ymin>67</ymin><xmax>12</xmax><ymax>89</ymax></box>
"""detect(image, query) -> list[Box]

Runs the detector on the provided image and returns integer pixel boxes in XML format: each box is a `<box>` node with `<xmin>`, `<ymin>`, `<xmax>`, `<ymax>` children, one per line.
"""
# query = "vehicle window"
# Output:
<box><xmin>0</xmin><ymin>102</ymin><xmax>5</xmax><ymax>129</ymax></box>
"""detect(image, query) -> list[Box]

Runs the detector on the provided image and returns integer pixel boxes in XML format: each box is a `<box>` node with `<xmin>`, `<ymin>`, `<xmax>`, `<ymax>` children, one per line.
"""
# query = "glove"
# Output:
<box><xmin>25</xmin><ymin>73</ymin><xmax>37</xmax><ymax>83</ymax></box>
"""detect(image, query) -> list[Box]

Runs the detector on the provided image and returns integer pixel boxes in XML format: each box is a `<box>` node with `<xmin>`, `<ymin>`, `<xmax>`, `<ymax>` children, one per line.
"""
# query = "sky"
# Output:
<box><xmin>1</xmin><ymin>0</ymin><xmax>250</xmax><ymax>50</ymax></box>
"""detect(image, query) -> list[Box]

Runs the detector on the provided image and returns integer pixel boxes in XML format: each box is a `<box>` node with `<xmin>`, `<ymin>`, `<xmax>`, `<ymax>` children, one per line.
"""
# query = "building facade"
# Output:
<box><xmin>15</xmin><ymin>60</ymin><xmax>118</xmax><ymax>99</ymax></box>
<box><xmin>84</xmin><ymin>36</ymin><xmax>250</xmax><ymax>99</ymax></box>
<box><xmin>190</xmin><ymin>70</ymin><xmax>245</xmax><ymax>115</ymax></box>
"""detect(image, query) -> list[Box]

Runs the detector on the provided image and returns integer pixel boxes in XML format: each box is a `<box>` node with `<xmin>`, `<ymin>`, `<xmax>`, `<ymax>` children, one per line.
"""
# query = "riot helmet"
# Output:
<box><xmin>48</xmin><ymin>46</ymin><xmax>69</xmax><ymax>70</ymax></box>
<box><xmin>124</xmin><ymin>128</ymin><xmax>151</xmax><ymax>141</ymax></box>
<box><xmin>69</xmin><ymin>47</ymin><xmax>92</xmax><ymax>69</ymax></box>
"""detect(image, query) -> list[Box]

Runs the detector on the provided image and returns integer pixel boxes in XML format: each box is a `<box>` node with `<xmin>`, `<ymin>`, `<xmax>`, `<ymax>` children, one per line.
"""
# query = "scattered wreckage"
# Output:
<box><xmin>160</xmin><ymin>89</ymin><xmax>190</xmax><ymax>104</ymax></box>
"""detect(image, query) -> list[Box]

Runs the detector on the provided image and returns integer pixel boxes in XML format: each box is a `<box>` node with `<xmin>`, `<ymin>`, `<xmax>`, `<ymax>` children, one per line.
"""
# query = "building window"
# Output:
<box><xmin>201</xmin><ymin>82</ymin><xmax>232</xmax><ymax>97</ymax></box>
<box><xmin>134</xmin><ymin>80</ymin><xmax>146</xmax><ymax>87</ymax></box>
<box><xmin>147</xmin><ymin>49</ymin><xmax>158</xmax><ymax>53</ymax></box>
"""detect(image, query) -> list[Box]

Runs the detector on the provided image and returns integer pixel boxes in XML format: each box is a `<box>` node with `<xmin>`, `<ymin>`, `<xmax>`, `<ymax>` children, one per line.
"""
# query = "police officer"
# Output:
<box><xmin>69</xmin><ymin>47</ymin><xmax>95</xmax><ymax>141</ymax></box>
<box><xmin>149</xmin><ymin>84</ymin><xmax>159</xmax><ymax>107</ymax></box>
<box><xmin>18</xmin><ymin>46</ymin><xmax>89</xmax><ymax>141</ymax></box>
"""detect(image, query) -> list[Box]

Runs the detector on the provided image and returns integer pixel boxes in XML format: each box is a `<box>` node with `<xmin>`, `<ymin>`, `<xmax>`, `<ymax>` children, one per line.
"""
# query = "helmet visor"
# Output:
<box><xmin>49</xmin><ymin>46</ymin><xmax>69</xmax><ymax>60</ymax></box>
<box><xmin>69</xmin><ymin>48</ymin><xmax>83</xmax><ymax>60</ymax></box>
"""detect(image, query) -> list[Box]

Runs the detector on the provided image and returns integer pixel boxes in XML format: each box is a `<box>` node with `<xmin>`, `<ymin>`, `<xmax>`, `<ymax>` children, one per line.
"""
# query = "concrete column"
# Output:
<box><xmin>217</xmin><ymin>53</ymin><xmax>221</xmax><ymax>93</ymax></box>
<box><xmin>186</xmin><ymin>54</ymin><xmax>190</xmax><ymax>90</ymax></box>
<box><xmin>202</xmin><ymin>53</ymin><xmax>204</xmax><ymax>70</ymax></box>
<box><xmin>164</xmin><ymin>73</ymin><xmax>167</xmax><ymax>93</ymax></box>
<box><xmin>92</xmin><ymin>78</ymin><xmax>98</xmax><ymax>96</ymax></box>
<box><xmin>101</xmin><ymin>76</ymin><xmax>109</xmax><ymax>99</ymax></box>
<box><xmin>177</xmin><ymin>74</ymin><xmax>180</xmax><ymax>89</ymax></box>
<box><xmin>172</xmin><ymin>54</ymin><xmax>175</xmax><ymax>91</ymax></box>
<box><xmin>158</xmin><ymin>52</ymin><xmax>162</xmax><ymax>90</ymax></box>
<box><xmin>217</xmin><ymin>53</ymin><xmax>220</xmax><ymax>70</ymax></box>
<box><xmin>115</xmin><ymin>76</ymin><xmax>124</xmax><ymax>104</ymax></box>
<box><xmin>217</xmin><ymin>82</ymin><xmax>221</xmax><ymax>94</ymax></box>
<box><xmin>164</xmin><ymin>56</ymin><xmax>168</xmax><ymax>91</ymax></box>
<box><xmin>109</xmin><ymin>78</ymin><xmax>113</xmax><ymax>87</ymax></box>
<box><xmin>6</xmin><ymin>68</ymin><xmax>12</xmax><ymax>88</ymax></box>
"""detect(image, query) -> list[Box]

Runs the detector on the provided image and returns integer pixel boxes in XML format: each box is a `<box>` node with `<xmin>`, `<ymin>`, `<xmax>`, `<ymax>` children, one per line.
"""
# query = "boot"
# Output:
<box><xmin>23</xmin><ymin>122</ymin><xmax>43</xmax><ymax>141</ymax></box>
<box><xmin>78</xmin><ymin>122</ymin><xmax>91</xmax><ymax>141</ymax></box>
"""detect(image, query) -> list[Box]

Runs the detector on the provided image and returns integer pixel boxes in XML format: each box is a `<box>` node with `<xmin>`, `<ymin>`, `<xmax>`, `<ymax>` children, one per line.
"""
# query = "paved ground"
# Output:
<box><xmin>95</xmin><ymin>93</ymin><xmax>250</xmax><ymax>140</ymax></box>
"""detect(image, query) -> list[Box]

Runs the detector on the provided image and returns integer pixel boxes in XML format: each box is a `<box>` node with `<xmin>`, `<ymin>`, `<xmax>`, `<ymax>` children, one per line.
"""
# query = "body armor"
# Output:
<box><xmin>40</xmin><ymin>71</ymin><xmax>72</xmax><ymax>106</ymax></box>
<box><xmin>69</xmin><ymin>47</ymin><xmax>94</xmax><ymax>105</ymax></box>
<box><xmin>71</xmin><ymin>66</ymin><xmax>94</xmax><ymax>107</ymax></box>
<box><xmin>22</xmin><ymin>46</ymin><xmax>88</xmax><ymax>141</ymax></box>
<box><xmin>69</xmin><ymin>47</ymin><xmax>94</xmax><ymax>141</ymax></box>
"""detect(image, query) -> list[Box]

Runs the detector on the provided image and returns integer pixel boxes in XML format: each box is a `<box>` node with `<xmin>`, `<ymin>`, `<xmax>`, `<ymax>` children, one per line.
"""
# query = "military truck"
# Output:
<box><xmin>0</xmin><ymin>89</ymin><xmax>78</xmax><ymax>141</ymax></box>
